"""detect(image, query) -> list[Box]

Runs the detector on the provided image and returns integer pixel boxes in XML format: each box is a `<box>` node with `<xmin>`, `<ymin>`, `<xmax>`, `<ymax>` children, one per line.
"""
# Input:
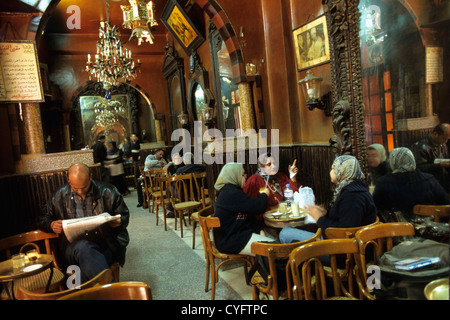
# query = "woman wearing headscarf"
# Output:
<box><xmin>213</xmin><ymin>163</ymin><xmax>274</xmax><ymax>255</ymax></box>
<box><xmin>373</xmin><ymin>147</ymin><xmax>448</xmax><ymax>221</ymax></box>
<box><xmin>279</xmin><ymin>155</ymin><xmax>377</xmax><ymax>243</ymax></box>
<box><xmin>367</xmin><ymin>143</ymin><xmax>391</xmax><ymax>185</ymax></box>
<box><xmin>244</xmin><ymin>153</ymin><xmax>300</xmax><ymax>208</ymax></box>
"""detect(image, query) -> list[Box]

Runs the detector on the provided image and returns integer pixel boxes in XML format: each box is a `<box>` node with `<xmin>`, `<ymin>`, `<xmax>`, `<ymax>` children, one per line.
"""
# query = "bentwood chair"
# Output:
<box><xmin>166</xmin><ymin>174</ymin><xmax>202</xmax><ymax>238</ymax></box>
<box><xmin>198</xmin><ymin>206</ymin><xmax>253</xmax><ymax>300</ymax></box>
<box><xmin>323</xmin><ymin>217</ymin><xmax>381</xmax><ymax>298</ymax></box>
<box><xmin>0</xmin><ymin>230</ymin><xmax>65</xmax><ymax>299</ymax></box>
<box><xmin>288</xmin><ymin>238</ymin><xmax>363</xmax><ymax>300</ymax></box>
<box><xmin>413</xmin><ymin>205</ymin><xmax>450</xmax><ymax>222</ymax></box>
<box><xmin>148</xmin><ymin>168</ymin><xmax>168</xmax><ymax>222</ymax></box>
<box><xmin>325</xmin><ymin>216</ymin><xmax>381</xmax><ymax>239</ymax></box>
<box><xmin>191</xmin><ymin>186</ymin><xmax>215</xmax><ymax>249</ymax></box>
<box><xmin>354</xmin><ymin>222</ymin><xmax>415</xmax><ymax>299</ymax></box>
<box><xmin>250</xmin><ymin>228</ymin><xmax>322</xmax><ymax>300</ymax></box>
<box><xmin>58</xmin><ymin>282</ymin><xmax>152</xmax><ymax>300</ymax></box>
<box><xmin>16</xmin><ymin>267</ymin><xmax>115</xmax><ymax>300</ymax></box>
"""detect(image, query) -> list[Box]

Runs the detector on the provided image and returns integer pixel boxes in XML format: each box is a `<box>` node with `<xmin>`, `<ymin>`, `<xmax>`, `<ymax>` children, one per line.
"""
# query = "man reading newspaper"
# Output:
<box><xmin>37</xmin><ymin>163</ymin><xmax>130</xmax><ymax>283</ymax></box>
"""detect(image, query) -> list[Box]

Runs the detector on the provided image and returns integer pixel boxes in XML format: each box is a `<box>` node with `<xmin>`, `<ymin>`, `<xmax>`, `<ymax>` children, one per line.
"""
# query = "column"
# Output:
<box><xmin>237</xmin><ymin>82</ymin><xmax>255</xmax><ymax>132</ymax></box>
<box><xmin>22</xmin><ymin>103</ymin><xmax>45</xmax><ymax>154</ymax></box>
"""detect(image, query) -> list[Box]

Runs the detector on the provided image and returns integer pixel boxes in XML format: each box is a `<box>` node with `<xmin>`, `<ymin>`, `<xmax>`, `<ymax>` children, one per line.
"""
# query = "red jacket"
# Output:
<box><xmin>243</xmin><ymin>172</ymin><xmax>300</xmax><ymax>208</ymax></box>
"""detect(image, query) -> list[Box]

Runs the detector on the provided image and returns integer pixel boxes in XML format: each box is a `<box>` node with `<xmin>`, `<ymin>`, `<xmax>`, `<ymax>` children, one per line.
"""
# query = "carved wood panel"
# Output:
<box><xmin>323</xmin><ymin>0</ymin><xmax>368</xmax><ymax>174</ymax></box>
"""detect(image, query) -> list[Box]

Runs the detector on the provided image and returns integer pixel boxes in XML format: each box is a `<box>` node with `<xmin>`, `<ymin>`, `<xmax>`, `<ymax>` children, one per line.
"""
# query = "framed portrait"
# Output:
<box><xmin>161</xmin><ymin>0</ymin><xmax>205</xmax><ymax>55</ymax></box>
<box><xmin>292</xmin><ymin>15</ymin><xmax>330</xmax><ymax>71</ymax></box>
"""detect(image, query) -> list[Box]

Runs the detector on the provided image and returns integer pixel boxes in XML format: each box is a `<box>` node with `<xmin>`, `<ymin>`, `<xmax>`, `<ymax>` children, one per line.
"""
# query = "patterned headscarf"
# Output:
<box><xmin>368</xmin><ymin>144</ymin><xmax>387</xmax><ymax>162</ymax></box>
<box><xmin>332</xmin><ymin>155</ymin><xmax>365</xmax><ymax>200</ymax></box>
<box><xmin>389</xmin><ymin>147</ymin><xmax>416</xmax><ymax>173</ymax></box>
<box><xmin>214</xmin><ymin>163</ymin><xmax>243</xmax><ymax>191</ymax></box>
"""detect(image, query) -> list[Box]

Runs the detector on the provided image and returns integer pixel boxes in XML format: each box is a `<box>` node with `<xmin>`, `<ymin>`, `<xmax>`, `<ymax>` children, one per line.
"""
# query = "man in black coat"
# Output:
<box><xmin>91</xmin><ymin>135</ymin><xmax>108</xmax><ymax>182</ymax></box>
<box><xmin>411</xmin><ymin>123</ymin><xmax>450</xmax><ymax>192</ymax></box>
<box><xmin>37</xmin><ymin>164</ymin><xmax>130</xmax><ymax>283</ymax></box>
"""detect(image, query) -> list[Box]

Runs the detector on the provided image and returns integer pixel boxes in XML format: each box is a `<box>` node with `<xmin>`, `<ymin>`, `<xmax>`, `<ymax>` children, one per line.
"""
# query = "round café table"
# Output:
<box><xmin>0</xmin><ymin>254</ymin><xmax>55</xmax><ymax>299</ymax></box>
<box><xmin>263</xmin><ymin>206</ymin><xmax>306</xmax><ymax>228</ymax></box>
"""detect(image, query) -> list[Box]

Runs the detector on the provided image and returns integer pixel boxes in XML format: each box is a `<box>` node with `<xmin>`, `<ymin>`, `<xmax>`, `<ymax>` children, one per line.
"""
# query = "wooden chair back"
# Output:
<box><xmin>148</xmin><ymin>168</ymin><xmax>167</xmax><ymax>193</ymax></box>
<box><xmin>413</xmin><ymin>204</ymin><xmax>450</xmax><ymax>222</ymax></box>
<box><xmin>0</xmin><ymin>230</ymin><xmax>59</xmax><ymax>260</ymax></box>
<box><xmin>58</xmin><ymin>281</ymin><xmax>152</xmax><ymax>300</ymax></box>
<box><xmin>288</xmin><ymin>238</ymin><xmax>361</xmax><ymax>300</ymax></box>
<box><xmin>198</xmin><ymin>206</ymin><xmax>253</xmax><ymax>300</ymax></box>
<box><xmin>192</xmin><ymin>171</ymin><xmax>207</xmax><ymax>202</ymax></box>
<box><xmin>354</xmin><ymin>222</ymin><xmax>415</xmax><ymax>299</ymax></box>
<box><xmin>325</xmin><ymin>216</ymin><xmax>380</xmax><ymax>239</ymax></box>
<box><xmin>16</xmin><ymin>268</ymin><xmax>114</xmax><ymax>300</ymax></box>
<box><xmin>166</xmin><ymin>174</ymin><xmax>195</xmax><ymax>204</ymax></box>
<box><xmin>250</xmin><ymin>228</ymin><xmax>322</xmax><ymax>300</ymax></box>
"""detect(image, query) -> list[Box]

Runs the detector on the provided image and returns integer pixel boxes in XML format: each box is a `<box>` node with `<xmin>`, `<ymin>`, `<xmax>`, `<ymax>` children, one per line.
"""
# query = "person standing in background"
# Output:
<box><xmin>91</xmin><ymin>135</ymin><xmax>108</xmax><ymax>183</ymax></box>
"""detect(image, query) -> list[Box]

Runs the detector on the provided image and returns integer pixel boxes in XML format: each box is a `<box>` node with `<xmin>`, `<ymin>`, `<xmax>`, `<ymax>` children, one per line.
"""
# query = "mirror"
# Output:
<box><xmin>209</xmin><ymin>25</ymin><xmax>242</xmax><ymax>134</ymax></box>
<box><xmin>194</xmin><ymin>83</ymin><xmax>206</xmax><ymax>120</ymax></box>
<box><xmin>187</xmin><ymin>52</ymin><xmax>215</xmax><ymax>129</ymax></box>
<box><xmin>162</xmin><ymin>44</ymin><xmax>188</xmax><ymax>131</ymax></box>
<box><xmin>358</xmin><ymin>0</ymin><xmax>439</xmax><ymax>151</ymax></box>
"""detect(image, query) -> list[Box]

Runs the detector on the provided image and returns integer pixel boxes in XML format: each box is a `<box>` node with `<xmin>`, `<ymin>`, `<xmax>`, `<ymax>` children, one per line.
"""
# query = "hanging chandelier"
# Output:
<box><xmin>86</xmin><ymin>0</ymin><xmax>141</xmax><ymax>89</ymax></box>
<box><xmin>121</xmin><ymin>0</ymin><xmax>158</xmax><ymax>45</ymax></box>
<box><xmin>94</xmin><ymin>98</ymin><xmax>125</xmax><ymax>129</ymax></box>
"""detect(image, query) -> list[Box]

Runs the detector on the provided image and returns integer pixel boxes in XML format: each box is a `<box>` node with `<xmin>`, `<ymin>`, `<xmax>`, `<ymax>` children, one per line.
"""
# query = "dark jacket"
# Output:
<box><xmin>369</xmin><ymin>161</ymin><xmax>391</xmax><ymax>186</ymax></box>
<box><xmin>213</xmin><ymin>184</ymin><xmax>268</xmax><ymax>254</ymax></box>
<box><xmin>91</xmin><ymin>141</ymin><xmax>107</xmax><ymax>164</ymax></box>
<box><xmin>37</xmin><ymin>180</ymin><xmax>130</xmax><ymax>268</ymax></box>
<box><xmin>317</xmin><ymin>179</ymin><xmax>377</xmax><ymax>234</ymax></box>
<box><xmin>373</xmin><ymin>170</ymin><xmax>449</xmax><ymax>220</ymax></box>
<box><xmin>176</xmin><ymin>164</ymin><xmax>206</xmax><ymax>175</ymax></box>
<box><xmin>411</xmin><ymin>136</ymin><xmax>449</xmax><ymax>191</ymax></box>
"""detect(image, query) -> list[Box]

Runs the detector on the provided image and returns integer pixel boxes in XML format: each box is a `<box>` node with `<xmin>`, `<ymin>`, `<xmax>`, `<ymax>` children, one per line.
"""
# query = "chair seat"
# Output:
<box><xmin>191</xmin><ymin>211</ymin><xmax>199</xmax><ymax>222</ymax></box>
<box><xmin>174</xmin><ymin>201</ymin><xmax>202</xmax><ymax>210</ymax></box>
<box><xmin>1</xmin><ymin>268</ymin><xmax>65</xmax><ymax>300</ymax></box>
<box><xmin>152</xmin><ymin>190</ymin><xmax>166</xmax><ymax>197</ymax></box>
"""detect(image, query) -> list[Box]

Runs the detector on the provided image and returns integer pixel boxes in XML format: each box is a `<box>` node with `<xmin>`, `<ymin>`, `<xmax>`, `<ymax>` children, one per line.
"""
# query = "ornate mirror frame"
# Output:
<box><xmin>162</xmin><ymin>43</ymin><xmax>188</xmax><ymax>132</ymax></box>
<box><xmin>187</xmin><ymin>52</ymin><xmax>215</xmax><ymax>122</ymax></box>
<box><xmin>71</xmin><ymin>81</ymin><xmax>139</xmax><ymax>149</ymax></box>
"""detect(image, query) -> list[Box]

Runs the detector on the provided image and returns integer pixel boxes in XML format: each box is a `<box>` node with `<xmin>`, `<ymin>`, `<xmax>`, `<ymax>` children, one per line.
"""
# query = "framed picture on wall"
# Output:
<box><xmin>161</xmin><ymin>0</ymin><xmax>205</xmax><ymax>55</ymax></box>
<box><xmin>292</xmin><ymin>15</ymin><xmax>330</xmax><ymax>71</ymax></box>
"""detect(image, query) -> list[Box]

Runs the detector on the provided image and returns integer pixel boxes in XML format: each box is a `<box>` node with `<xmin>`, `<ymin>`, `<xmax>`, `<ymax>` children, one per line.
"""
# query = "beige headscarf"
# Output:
<box><xmin>214</xmin><ymin>163</ymin><xmax>243</xmax><ymax>191</ymax></box>
<box><xmin>368</xmin><ymin>144</ymin><xmax>387</xmax><ymax>162</ymax></box>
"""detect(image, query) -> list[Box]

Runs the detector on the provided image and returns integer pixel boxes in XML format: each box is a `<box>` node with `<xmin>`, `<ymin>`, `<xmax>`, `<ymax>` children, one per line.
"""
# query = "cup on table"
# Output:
<box><xmin>12</xmin><ymin>253</ymin><xmax>26</xmax><ymax>270</ymax></box>
<box><xmin>292</xmin><ymin>202</ymin><xmax>300</xmax><ymax>217</ymax></box>
<box><xmin>278</xmin><ymin>202</ymin><xmax>287</xmax><ymax>215</ymax></box>
<box><xmin>27</xmin><ymin>249</ymin><xmax>39</xmax><ymax>263</ymax></box>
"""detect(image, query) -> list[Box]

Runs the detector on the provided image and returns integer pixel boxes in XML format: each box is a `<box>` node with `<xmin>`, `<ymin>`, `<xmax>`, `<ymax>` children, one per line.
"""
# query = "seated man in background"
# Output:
<box><xmin>144</xmin><ymin>149</ymin><xmax>167</xmax><ymax>171</ymax></box>
<box><xmin>37</xmin><ymin>163</ymin><xmax>130</xmax><ymax>283</ymax></box>
<box><xmin>175</xmin><ymin>152</ymin><xmax>206</xmax><ymax>175</ymax></box>
<box><xmin>411</xmin><ymin>123</ymin><xmax>450</xmax><ymax>192</ymax></box>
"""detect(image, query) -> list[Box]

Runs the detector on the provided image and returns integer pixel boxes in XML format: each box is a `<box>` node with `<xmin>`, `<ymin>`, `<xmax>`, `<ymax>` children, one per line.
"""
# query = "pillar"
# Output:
<box><xmin>237</xmin><ymin>82</ymin><xmax>255</xmax><ymax>132</ymax></box>
<box><xmin>22</xmin><ymin>103</ymin><xmax>45</xmax><ymax>154</ymax></box>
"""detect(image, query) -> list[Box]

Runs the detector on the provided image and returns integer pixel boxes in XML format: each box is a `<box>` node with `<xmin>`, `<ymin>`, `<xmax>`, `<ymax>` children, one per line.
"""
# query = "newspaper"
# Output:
<box><xmin>62</xmin><ymin>213</ymin><xmax>121</xmax><ymax>243</ymax></box>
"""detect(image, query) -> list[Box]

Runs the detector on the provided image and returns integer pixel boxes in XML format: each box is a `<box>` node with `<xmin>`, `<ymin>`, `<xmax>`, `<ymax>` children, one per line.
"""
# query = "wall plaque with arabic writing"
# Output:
<box><xmin>0</xmin><ymin>41</ymin><xmax>44</xmax><ymax>103</ymax></box>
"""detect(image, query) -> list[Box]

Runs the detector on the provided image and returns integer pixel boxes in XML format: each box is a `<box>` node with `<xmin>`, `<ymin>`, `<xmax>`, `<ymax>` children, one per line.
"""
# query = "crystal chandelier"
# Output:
<box><xmin>94</xmin><ymin>98</ymin><xmax>125</xmax><ymax>129</ymax></box>
<box><xmin>121</xmin><ymin>0</ymin><xmax>158</xmax><ymax>45</ymax></box>
<box><xmin>86</xmin><ymin>0</ymin><xmax>141</xmax><ymax>89</ymax></box>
